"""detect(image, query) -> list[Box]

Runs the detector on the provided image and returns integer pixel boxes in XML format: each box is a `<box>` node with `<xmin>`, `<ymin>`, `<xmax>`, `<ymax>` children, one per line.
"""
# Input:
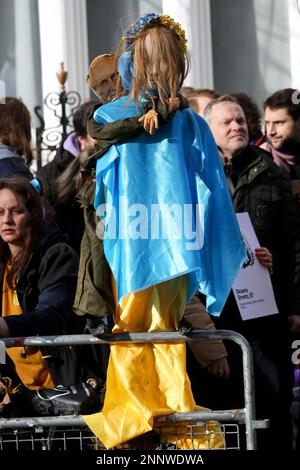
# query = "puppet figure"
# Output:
<box><xmin>82</xmin><ymin>13</ymin><xmax>245</xmax><ymax>449</ymax></box>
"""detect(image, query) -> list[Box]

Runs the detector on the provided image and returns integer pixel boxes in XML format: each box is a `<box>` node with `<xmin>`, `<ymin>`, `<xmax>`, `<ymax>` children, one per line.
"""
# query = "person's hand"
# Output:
<box><xmin>255</xmin><ymin>247</ymin><xmax>272</xmax><ymax>270</ymax></box>
<box><xmin>138</xmin><ymin>109</ymin><xmax>159</xmax><ymax>135</ymax></box>
<box><xmin>86</xmin><ymin>378</ymin><xmax>98</xmax><ymax>389</ymax></box>
<box><xmin>288</xmin><ymin>315</ymin><xmax>300</xmax><ymax>335</ymax></box>
<box><xmin>207</xmin><ymin>357</ymin><xmax>230</xmax><ymax>379</ymax></box>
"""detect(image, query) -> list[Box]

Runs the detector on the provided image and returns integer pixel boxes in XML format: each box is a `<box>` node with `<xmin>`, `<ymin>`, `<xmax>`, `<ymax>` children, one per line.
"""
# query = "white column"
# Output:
<box><xmin>14</xmin><ymin>0</ymin><xmax>42</xmax><ymax>122</ymax></box>
<box><xmin>162</xmin><ymin>0</ymin><xmax>214</xmax><ymax>88</ymax></box>
<box><xmin>288</xmin><ymin>0</ymin><xmax>300</xmax><ymax>89</ymax></box>
<box><xmin>0</xmin><ymin>79</ymin><xmax>5</xmax><ymax>104</ymax></box>
<box><xmin>38</xmin><ymin>0</ymin><xmax>65</xmax><ymax>96</ymax></box>
<box><xmin>39</xmin><ymin>0</ymin><xmax>89</xmax><ymax>103</ymax></box>
<box><xmin>62</xmin><ymin>0</ymin><xmax>90</xmax><ymax>101</ymax></box>
<box><xmin>38</xmin><ymin>0</ymin><xmax>65</xmax><ymax>128</ymax></box>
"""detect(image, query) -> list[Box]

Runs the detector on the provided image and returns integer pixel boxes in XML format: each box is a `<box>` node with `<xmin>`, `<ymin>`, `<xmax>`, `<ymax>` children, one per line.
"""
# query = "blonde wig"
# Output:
<box><xmin>116</xmin><ymin>22</ymin><xmax>190</xmax><ymax>110</ymax></box>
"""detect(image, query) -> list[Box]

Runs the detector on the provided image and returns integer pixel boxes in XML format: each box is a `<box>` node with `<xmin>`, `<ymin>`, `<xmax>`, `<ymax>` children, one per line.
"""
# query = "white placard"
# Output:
<box><xmin>233</xmin><ymin>212</ymin><xmax>279</xmax><ymax>321</ymax></box>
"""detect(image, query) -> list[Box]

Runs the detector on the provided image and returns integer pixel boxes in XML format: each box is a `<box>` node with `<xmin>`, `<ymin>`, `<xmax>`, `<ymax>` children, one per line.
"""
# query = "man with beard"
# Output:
<box><xmin>263</xmin><ymin>88</ymin><xmax>300</xmax><ymax>336</ymax></box>
<box><xmin>204</xmin><ymin>94</ymin><xmax>300</xmax><ymax>449</ymax></box>
<box><xmin>264</xmin><ymin>88</ymin><xmax>300</xmax><ymax>180</ymax></box>
<box><xmin>264</xmin><ymin>88</ymin><xmax>300</xmax><ymax>449</ymax></box>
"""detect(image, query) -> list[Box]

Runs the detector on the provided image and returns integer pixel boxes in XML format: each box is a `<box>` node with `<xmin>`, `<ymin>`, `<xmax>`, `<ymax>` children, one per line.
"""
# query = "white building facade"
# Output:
<box><xmin>0</xmin><ymin>0</ymin><xmax>299</xmax><ymax>127</ymax></box>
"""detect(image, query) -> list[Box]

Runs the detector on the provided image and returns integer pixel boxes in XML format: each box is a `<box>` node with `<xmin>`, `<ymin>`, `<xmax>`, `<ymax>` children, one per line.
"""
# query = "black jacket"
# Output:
<box><xmin>0</xmin><ymin>223</ymin><xmax>85</xmax><ymax>386</ymax></box>
<box><xmin>231</xmin><ymin>146</ymin><xmax>300</xmax><ymax>318</ymax></box>
<box><xmin>214</xmin><ymin>145</ymin><xmax>300</xmax><ymax>348</ymax></box>
<box><xmin>212</xmin><ymin>147</ymin><xmax>298</xmax><ymax>444</ymax></box>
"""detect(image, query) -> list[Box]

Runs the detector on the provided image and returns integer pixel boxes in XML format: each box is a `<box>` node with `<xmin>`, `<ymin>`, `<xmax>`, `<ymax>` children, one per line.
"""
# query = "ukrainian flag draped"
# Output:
<box><xmin>83</xmin><ymin>96</ymin><xmax>245</xmax><ymax>449</ymax></box>
<box><xmin>93</xmin><ymin>96</ymin><xmax>245</xmax><ymax>316</ymax></box>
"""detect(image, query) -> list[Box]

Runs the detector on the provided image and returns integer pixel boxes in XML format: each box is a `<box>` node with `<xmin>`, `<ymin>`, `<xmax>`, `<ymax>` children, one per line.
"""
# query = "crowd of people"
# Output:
<box><xmin>1</xmin><ymin>12</ymin><xmax>300</xmax><ymax>451</ymax></box>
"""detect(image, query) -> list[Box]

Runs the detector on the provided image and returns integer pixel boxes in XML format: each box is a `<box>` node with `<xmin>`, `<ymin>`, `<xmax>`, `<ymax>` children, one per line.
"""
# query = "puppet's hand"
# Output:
<box><xmin>138</xmin><ymin>109</ymin><xmax>159</xmax><ymax>135</ymax></box>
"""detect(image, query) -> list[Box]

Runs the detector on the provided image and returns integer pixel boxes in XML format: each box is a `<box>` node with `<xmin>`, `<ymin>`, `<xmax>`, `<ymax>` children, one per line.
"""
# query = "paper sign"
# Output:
<box><xmin>232</xmin><ymin>212</ymin><xmax>278</xmax><ymax>321</ymax></box>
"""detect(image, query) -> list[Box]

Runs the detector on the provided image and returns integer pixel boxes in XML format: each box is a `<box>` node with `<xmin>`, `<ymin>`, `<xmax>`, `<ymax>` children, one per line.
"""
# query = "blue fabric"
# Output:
<box><xmin>118</xmin><ymin>52</ymin><xmax>134</xmax><ymax>92</ymax></box>
<box><xmin>30</xmin><ymin>178</ymin><xmax>42</xmax><ymax>193</ymax></box>
<box><xmin>93</xmin><ymin>97</ymin><xmax>245</xmax><ymax>316</ymax></box>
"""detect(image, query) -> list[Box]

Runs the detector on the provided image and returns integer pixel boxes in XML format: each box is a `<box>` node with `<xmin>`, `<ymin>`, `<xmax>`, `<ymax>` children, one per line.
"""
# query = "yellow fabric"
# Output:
<box><xmin>83</xmin><ymin>276</ymin><xmax>224</xmax><ymax>449</ymax></box>
<box><xmin>158</xmin><ymin>404</ymin><xmax>224</xmax><ymax>450</ymax></box>
<box><xmin>2</xmin><ymin>263</ymin><xmax>54</xmax><ymax>390</ymax></box>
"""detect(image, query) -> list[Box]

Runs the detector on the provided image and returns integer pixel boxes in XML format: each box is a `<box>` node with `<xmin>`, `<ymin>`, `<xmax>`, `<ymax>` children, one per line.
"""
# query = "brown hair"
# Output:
<box><xmin>180</xmin><ymin>86</ymin><xmax>195</xmax><ymax>98</ymax></box>
<box><xmin>0</xmin><ymin>97</ymin><xmax>33</xmax><ymax>165</ymax></box>
<box><xmin>116</xmin><ymin>24</ymin><xmax>189</xmax><ymax>110</ymax></box>
<box><xmin>263</xmin><ymin>88</ymin><xmax>300</xmax><ymax>121</ymax></box>
<box><xmin>188</xmin><ymin>88</ymin><xmax>220</xmax><ymax>100</ymax></box>
<box><xmin>187</xmin><ymin>89</ymin><xmax>220</xmax><ymax>114</ymax></box>
<box><xmin>231</xmin><ymin>92</ymin><xmax>263</xmax><ymax>141</ymax></box>
<box><xmin>0</xmin><ymin>177</ymin><xmax>42</xmax><ymax>288</ymax></box>
<box><xmin>72</xmin><ymin>101</ymin><xmax>99</xmax><ymax>137</ymax></box>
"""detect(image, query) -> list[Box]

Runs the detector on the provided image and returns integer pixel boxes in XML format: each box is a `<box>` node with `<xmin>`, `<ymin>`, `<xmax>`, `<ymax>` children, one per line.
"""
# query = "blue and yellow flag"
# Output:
<box><xmin>94</xmin><ymin>97</ymin><xmax>245</xmax><ymax>316</ymax></box>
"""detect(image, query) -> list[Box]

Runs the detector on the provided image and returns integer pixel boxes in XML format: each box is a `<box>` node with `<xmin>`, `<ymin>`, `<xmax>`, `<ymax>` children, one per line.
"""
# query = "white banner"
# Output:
<box><xmin>233</xmin><ymin>212</ymin><xmax>278</xmax><ymax>321</ymax></box>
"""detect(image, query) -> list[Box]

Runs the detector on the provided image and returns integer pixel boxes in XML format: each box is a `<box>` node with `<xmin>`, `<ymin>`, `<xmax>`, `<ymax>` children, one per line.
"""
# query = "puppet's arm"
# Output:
<box><xmin>83</xmin><ymin>94</ymin><xmax>188</xmax><ymax>169</ymax></box>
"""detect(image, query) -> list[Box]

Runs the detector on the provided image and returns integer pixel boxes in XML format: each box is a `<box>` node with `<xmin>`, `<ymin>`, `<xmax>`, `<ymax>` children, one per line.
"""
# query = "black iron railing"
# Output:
<box><xmin>34</xmin><ymin>62</ymin><xmax>81</xmax><ymax>170</ymax></box>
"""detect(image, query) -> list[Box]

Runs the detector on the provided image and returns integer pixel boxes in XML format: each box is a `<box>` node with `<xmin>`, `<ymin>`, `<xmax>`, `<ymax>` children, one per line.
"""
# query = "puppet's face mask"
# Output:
<box><xmin>86</xmin><ymin>55</ymin><xmax>118</xmax><ymax>102</ymax></box>
<box><xmin>144</xmin><ymin>33</ymin><xmax>168</xmax><ymax>89</ymax></box>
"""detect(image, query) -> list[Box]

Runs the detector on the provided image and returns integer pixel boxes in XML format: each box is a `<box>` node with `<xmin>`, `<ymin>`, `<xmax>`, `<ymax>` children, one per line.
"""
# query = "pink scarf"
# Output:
<box><xmin>266</xmin><ymin>143</ymin><xmax>300</xmax><ymax>177</ymax></box>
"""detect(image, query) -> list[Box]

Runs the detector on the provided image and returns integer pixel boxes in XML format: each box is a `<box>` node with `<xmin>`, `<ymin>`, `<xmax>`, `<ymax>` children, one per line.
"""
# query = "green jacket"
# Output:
<box><xmin>73</xmin><ymin>181</ymin><xmax>115</xmax><ymax>318</ymax></box>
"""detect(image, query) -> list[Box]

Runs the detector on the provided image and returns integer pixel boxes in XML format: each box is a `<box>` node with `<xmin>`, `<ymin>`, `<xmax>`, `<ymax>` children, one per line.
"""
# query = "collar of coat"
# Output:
<box><xmin>230</xmin><ymin>145</ymin><xmax>270</xmax><ymax>192</ymax></box>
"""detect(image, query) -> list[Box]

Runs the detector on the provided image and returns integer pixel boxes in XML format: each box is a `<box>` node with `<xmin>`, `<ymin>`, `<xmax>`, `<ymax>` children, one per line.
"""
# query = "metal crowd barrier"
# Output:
<box><xmin>0</xmin><ymin>330</ymin><xmax>269</xmax><ymax>450</ymax></box>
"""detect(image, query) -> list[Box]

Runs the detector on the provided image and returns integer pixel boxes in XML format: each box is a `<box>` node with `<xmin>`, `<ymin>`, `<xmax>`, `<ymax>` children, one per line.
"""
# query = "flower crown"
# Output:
<box><xmin>122</xmin><ymin>13</ymin><xmax>188</xmax><ymax>52</ymax></box>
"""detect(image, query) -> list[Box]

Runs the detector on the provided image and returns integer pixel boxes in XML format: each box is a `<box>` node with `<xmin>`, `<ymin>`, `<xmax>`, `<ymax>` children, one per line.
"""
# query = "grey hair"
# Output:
<box><xmin>203</xmin><ymin>94</ymin><xmax>239</xmax><ymax>121</ymax></box>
